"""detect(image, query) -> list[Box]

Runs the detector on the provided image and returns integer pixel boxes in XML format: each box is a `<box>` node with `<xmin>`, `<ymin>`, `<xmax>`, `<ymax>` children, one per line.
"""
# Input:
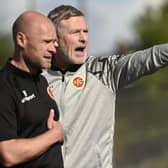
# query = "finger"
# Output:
<box><xmin>47</xmin><ymin>109</ymin><xmax>55</xmax><ymax>129</ymax></box>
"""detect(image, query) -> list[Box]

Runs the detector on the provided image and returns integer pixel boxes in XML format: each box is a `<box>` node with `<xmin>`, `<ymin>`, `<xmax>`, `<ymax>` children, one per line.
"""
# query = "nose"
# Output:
<box><xmin>49</xmin><ymin>41</ymin><xmax>58</xmax><ymax>54</ymax></box>
<box><xmin>79</xmin><ymin>32</ymin><xmax>88</xmax><ymax>43</ymax></box>
<box><xmin>54</xmin><ymin>41</ymin><xmax>59</xmax><ymax>48</ymax></box>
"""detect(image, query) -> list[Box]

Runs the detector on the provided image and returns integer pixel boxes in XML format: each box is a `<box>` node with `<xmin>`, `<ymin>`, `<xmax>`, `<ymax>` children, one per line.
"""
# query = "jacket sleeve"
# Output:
<box><xmin>113</xmin><ymin>44</ymin><xmax>168</xmax><ymax>90</ymax></box>
<box><xmin>87</xmin><ymin>44</ymin><xmax>168</xmax><ymax>91</ymax></box>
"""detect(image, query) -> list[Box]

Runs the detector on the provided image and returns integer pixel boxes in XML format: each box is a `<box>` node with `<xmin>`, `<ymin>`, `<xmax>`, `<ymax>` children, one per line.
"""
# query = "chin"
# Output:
<box><xmin>75</xmin><ymin>59</ymin><xmax>85</xmax><ymax>64</ymax></box>
<box><xmin>43</xmin><ymin>63</ymin><xmax>51</xmax><ymax>69</ymax></box>
<box><xmin>78</xmin><ymin>57</ymin><xmax>86</xmax><ymax>63</ymax></box>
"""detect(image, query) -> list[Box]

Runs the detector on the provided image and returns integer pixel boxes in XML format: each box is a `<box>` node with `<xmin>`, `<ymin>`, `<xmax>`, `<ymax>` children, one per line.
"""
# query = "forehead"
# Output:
<box><xmin>28</xmin><ymin>21</ymin><xmax>56</xmax><ymax>39</ymax></box>
<box><xmin>60</xmin><ymin>16</ymin><xmax>87</xmax><ymax>30</ymax></box>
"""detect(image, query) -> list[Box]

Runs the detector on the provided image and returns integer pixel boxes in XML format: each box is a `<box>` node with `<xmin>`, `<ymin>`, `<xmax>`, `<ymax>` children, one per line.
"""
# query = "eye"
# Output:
<box><xmin>44</xmin><ymin>40</ymin><xmax>51</xmax><ymax>43</ymax></box>
<box><xmin>70</xmin><ymin>29</ymin><xmax>80</xmax><ymax>34</ymax></box>
<box><xmin>84</xmin><ymin>30</ymin><xmax>88</xmax><ymax>33</ymax></box>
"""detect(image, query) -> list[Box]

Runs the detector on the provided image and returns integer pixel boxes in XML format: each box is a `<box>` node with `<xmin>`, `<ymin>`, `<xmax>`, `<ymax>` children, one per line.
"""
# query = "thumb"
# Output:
<box><xmin>47</xmin><ymin>109</ymin><xmax>55</xmax><ymax>129</ymax></box>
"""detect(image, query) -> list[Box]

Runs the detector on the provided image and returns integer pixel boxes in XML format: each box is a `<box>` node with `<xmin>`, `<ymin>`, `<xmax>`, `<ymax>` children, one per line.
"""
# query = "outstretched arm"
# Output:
<box><xmin>113</xmin><ymin>44</ymin><xmax>168</xmax><ymax>89</ymax></box>
<box><xmin>87</xmin><ymin>44</ymin><xmax>168</xmax><ymax>91</ymax></box>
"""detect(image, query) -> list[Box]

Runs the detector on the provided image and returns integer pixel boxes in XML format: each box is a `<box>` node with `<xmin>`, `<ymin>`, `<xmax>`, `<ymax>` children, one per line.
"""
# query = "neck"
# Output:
<box><xmin>52</xmin><ymin>58</ymin><xmax>70</xmax><ymax>71</ymax></box>
<box><xmin>52</xmin><ymin>61</ymin><xmax>73</xmax><ymax>71</ymax></box>
<box><xmin>11</xmin><ymin>55</ymin><xmax>38</xmax><ymax>74</ymax></box>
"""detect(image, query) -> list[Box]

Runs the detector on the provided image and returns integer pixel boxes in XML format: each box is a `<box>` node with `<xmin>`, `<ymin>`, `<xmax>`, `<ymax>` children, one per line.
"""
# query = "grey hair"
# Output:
<box><xmin>48</xmin><ymin>5</ymin><xmax>84</xmax><ymax>36</ymax></box>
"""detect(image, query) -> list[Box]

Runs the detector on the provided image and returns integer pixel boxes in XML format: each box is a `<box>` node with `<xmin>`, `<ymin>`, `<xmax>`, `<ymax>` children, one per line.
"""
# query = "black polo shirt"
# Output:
<box><xmin>0</xmin><ymin>62</ymin><xmax>63</xmax><ymax>168</ymax></box>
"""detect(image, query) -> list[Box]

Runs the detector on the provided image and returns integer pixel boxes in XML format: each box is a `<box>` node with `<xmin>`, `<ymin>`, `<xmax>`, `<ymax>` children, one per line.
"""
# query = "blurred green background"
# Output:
<box><xmin>113</xmin><ymin>1</ymin><xmax>168</xmax><ymax>168</ymax></box>
<box><xmin>0</xmin><ymin>1</ymin><xmax>168</xmax><ymax>168</ymax></box>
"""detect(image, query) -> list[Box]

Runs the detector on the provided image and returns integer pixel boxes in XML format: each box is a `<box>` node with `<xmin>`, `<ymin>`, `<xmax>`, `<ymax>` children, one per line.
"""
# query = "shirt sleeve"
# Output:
<box><xmin>0</xmin><ymin>85</ymin><xmax>18</xmax><ymax>141</ymax></box>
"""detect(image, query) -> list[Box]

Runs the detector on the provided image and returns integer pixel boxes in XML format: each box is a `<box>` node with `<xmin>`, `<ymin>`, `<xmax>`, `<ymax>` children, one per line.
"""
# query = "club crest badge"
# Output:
<box><xmin>47</xmin><ymin>86</ymin><xmax>55</xmax><ymax>100</ymax></box>
<box><xmin>71</xmin><ymin>75</ymin><xmax>85</xmax><ymax>90</ymax></box>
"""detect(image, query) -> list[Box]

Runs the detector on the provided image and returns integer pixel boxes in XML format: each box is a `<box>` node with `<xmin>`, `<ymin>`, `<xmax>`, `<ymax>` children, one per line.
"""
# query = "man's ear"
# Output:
<box><xmin>16</xmin><ymin>32</ymin><xmax>26</xmax><ymax>48</ymax></box>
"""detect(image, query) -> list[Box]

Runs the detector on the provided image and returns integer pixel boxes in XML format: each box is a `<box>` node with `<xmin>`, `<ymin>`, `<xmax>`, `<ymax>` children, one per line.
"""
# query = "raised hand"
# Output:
<box><xmin>47</xmin><ymin>109</ymin><xmax>64</xmax><ymax>143</ymax></box>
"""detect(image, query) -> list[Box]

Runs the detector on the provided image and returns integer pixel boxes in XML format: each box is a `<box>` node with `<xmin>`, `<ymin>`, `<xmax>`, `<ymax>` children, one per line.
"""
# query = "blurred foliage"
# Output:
<box><xmin>114</xmin><ymin>0</ymin><xmax>168</xmax><ymax>168</ymax></box>
<box><xmin>131</xmin><ymin>0</ymin><xmax>168</xmax><ymax>97</ymax></box>
<box><xmin>0</xmin><ymin>35</ymin><xmax>13</xmax><ymax>69</ymax></box>
<box><xmin>134</xmin><ymin>0</ymin><xmax>168</xmax><ymax>48</ymax></box>
<box><xmin>114</xmin><ymin>88</ymin><xmax>168</xmax><ymax>168</ymax></box>
<box><xmin>114</xmin><ymin>0</ymin><xmax>168</xmax><ymax>98</ymax></box>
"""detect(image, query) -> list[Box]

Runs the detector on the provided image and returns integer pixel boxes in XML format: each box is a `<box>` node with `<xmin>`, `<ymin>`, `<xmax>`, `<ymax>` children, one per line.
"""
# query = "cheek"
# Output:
<box><xmin>24</xmin><ymin>48</ymin><xmax>34</xmax><ymax>58</ymax></box>
<box><xmin>63</xmin><ymin>36</ymin><xmax>75</xmax><ymax>48</ymax></box>
<box><xmin>26</xmin><ymin>43</ymin><xmax>37</xmax><ymax>54</ymax></box>
<box><xmin>34</xmin><ymin>45</ymin><xmax>45</xmax><ymax>55</ymax></box>
<box><xmin>60</xmin><ymin>41</ymin><xmax>71</xmax><ymax>54</ymax></box>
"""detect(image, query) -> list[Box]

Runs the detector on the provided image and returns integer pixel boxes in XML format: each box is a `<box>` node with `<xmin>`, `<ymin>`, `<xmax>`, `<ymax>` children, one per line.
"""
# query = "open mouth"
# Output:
<box><xmin>75</xmin><ymin>47</ymin><xmax>85</xmax><ymax>52</ymax></box>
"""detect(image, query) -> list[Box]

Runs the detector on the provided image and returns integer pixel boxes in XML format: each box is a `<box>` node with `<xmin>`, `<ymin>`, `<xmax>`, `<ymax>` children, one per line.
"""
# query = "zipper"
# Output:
<box><xmin>62</xmin><ymin>73</ymin><xmax>65</xmax><ymax>82</ymax></box>
<box><xmin>62</xmin><ymin>70</ymin><xmax>66</xmax><ymax>82</ymax></box>
<box><xmin>59</xmin><ymin>71</ymin><xmax>66</xmax><ymax>122</ymax></box>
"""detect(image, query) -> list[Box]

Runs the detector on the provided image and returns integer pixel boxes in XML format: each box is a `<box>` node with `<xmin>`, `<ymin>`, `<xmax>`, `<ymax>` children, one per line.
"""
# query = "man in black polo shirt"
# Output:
<box><xmin>0</xmin><ymin>11</ymin><xmax>64</xmax><ymax>168</ymax></box>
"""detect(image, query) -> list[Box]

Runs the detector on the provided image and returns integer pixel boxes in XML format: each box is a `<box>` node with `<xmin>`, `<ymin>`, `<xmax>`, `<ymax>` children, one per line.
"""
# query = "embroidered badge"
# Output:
<box><xmin>47</xmin><ymin>86</ymin><xmax>55</xmax><ymax>100</ymax></box>
<box><xmin>71</xmin><ymin>76</ymin><xmax>85</xmax><ymax>89</ymax></box>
